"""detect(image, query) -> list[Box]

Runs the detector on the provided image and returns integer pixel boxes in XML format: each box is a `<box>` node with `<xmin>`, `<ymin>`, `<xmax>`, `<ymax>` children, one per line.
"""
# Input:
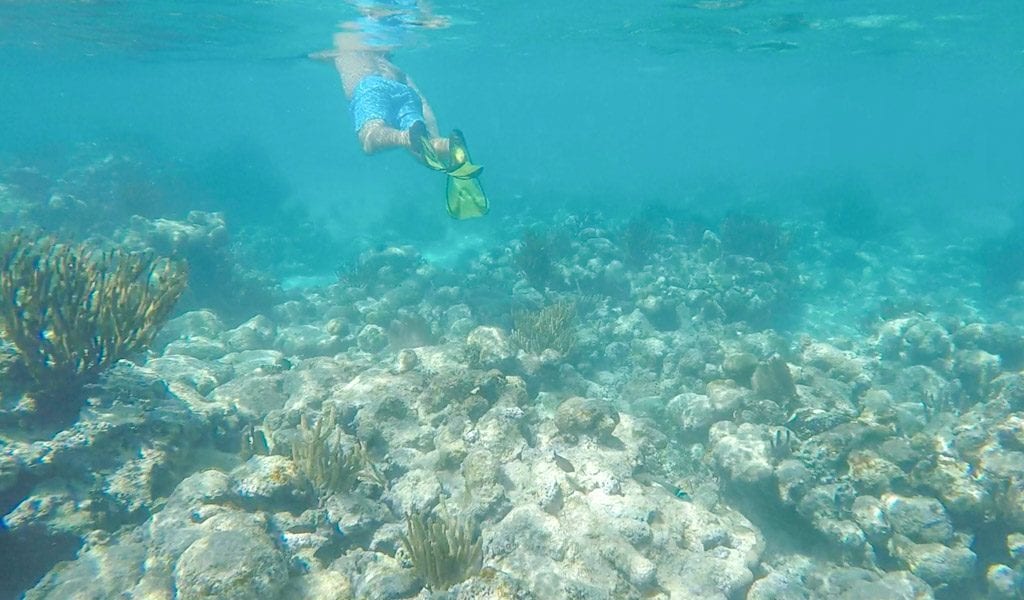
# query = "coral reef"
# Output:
<box><xmin>7</xmin><ymin>196</ymin><xmax>1024</xmax><ymax>599</ymax></box>
<box><xmin>121</xmin><ymin>212</ymin><xmax>282</xmax><ymax>322</ymax></box>
<box><xmin>399</xmin><ymin>509</ymin><xmax>483</xmax><ymax>591</ymax></box>
<box><xmin>0</xmin><ymin>231</ymin><xmax>186</xmax><ymax>408</ymax></box>
<box><xmin>290</xmin><ymin>405</ymin><xmax>386</xmax><ymax>497</ymax></box>
<box><xmin>511</xmin><ymin>301</ymin><xmax>577</xmax><ymax>356</ymax></box>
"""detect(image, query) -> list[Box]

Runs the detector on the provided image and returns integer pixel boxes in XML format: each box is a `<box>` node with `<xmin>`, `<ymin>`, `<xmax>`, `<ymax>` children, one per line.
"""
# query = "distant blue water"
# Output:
<box><xmin>2</xmin><ymin>6</ymin><xmax>1024</xmax><ymax>596</ymax></box>
<box><xmin>1</xmin><ymin>1</ymin><xmax>1022</xmax><ymax>253</ymax></box>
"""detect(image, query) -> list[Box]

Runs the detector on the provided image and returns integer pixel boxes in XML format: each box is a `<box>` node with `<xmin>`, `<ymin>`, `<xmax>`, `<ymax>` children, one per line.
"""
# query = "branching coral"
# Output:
<box><xmin>0</xmin><ymin>231</ymin><xmax>187</xmax><ymax>399</ymax></box>
<box><xmin>400</xmin><ymin>509</ymin><xmax>482</xmax><ymax>591</ymax></box>
<box><xmin>291</xmin><ymin>405</ymin><xmax>387</xmax><ymax>496</ymax></box>
<box><xmin>511</xmin><ymin>301</ymin><xmax>577</xmax><ymax>355</ymax></box>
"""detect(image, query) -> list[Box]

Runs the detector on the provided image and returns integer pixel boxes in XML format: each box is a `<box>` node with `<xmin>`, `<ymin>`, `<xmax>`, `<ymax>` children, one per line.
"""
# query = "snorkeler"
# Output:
<box><xmin>327</xmin><ymin>1</ymin><xmax>488</xmax><ymax>219</ymax></box>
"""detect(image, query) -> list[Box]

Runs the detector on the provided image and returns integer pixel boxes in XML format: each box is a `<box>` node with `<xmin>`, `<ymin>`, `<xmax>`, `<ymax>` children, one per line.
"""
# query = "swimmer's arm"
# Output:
<box><xmin>405</xmin><ymin>76</ymin><xmax>441</xmax><ymax>137</ymax></box>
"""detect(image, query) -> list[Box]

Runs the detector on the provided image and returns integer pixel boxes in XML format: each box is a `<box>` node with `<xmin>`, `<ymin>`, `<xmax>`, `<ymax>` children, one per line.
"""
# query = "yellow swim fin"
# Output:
<box><xmin>412</xmin><ymin>123</ymin><xmax>448</xmax><ymax>172</ymax></box>
<box><xmin>444</xmin><ymin>129</ymin><xmax>488</xmax><ymax>218</ymax></box>
<box><xmin>417</xmin><ymin>134</ymin><xmax>482</xmax><ymax>178</ymax></box>
<box><xmin>446</xmin><ymin>129</ymin><xmax>483</xmax><ymax>179</ymax></box>
<box><xmin>448</xmin><ymin>161</ymin><xmax>483</xmax><ymax>179</ymax></box>
<box><xmin>414</xmin><ymin>126</ymin><xmax>488</xmax><ymax>218</ymax></box>
<box><xmin>446</xmin><ymin>173</ymin><xmax>489</xmax><ymax>219</ymax></box>
<box><xmin>449</xmin><ymin>129</ymin><xmax>471</xmax><ymax>164</ymax></box>
<box><xmin>421</xmin><ymin>147</ymin><xmax>448</xmax><ymax>172</ymax></box>
<box><xmin>415</xmin><ymin>126</ymin><xmax>484</xmax><ymax>178</ymax></box>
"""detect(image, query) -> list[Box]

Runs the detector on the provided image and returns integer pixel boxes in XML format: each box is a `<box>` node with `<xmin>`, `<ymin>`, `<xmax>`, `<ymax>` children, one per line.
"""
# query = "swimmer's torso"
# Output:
<box><xmin>333</xmin><ymin>32</ymin><xmax>408</xmax><ymax>98</ymax></box>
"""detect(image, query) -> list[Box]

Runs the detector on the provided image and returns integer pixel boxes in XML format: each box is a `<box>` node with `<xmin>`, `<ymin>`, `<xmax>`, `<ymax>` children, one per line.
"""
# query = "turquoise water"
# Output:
<box><xmin>2</xmin><ymin>2</ymin><xmax>1024</xmax><ymax>598</ymax></box>
<box><xmin>3</xmin><ymin>1</ymin><xmax>1021</xmax><ymax>251</ymax></box>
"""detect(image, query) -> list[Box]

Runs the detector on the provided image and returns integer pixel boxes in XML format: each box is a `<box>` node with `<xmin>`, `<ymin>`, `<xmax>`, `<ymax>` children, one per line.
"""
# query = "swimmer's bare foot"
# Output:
<box><xmin>429</xmin><ymin>137</ymin><xmax>450</xmax><ymax>160</ymax></box>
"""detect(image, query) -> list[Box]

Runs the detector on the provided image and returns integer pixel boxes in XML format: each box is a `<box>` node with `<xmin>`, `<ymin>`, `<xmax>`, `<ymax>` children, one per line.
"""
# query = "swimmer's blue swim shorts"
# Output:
<box><xmin>350</xmin><ymin>75</ymin><xmax>425</xmax><ymax>132</ymax></box>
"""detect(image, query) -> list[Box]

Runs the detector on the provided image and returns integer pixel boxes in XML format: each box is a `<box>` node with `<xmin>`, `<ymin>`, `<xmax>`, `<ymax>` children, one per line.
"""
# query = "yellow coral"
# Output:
<box><xmin>0</xmin><ymin>231</ymin><xmax>187</xmax><ymax>399</ymax></box>
<box><xmin>511</xmin><ymin>301</ymin><xmax>577</xmax><ymax>355</ymax></box>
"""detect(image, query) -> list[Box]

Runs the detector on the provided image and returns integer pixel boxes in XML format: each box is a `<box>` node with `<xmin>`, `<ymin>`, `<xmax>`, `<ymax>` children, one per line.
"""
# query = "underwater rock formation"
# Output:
<box><xmin>122</xmin><ymin>212</ymin><xmax>281</xmax><ymax>322</ymax></box>
<box><xmin>9</xmin><ymin>209</ymin><xmax>1024</xmax><ymax>599</ymax></box>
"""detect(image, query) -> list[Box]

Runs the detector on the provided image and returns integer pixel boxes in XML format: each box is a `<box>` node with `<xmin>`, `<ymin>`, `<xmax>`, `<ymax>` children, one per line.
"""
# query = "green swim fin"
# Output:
<box><xmin>414</xmin><ymin>125</ymin><xmax>485</xmax><ymax>178</ymax></box>
<box><xmin>446</xmin><ymin>173</ymin><xmax>489</xmax><ymax>219</ymax></box>
<box><xmin>446</xmin><ymin>129</ymin><xmax>484</xmax><ymax>179</ymax></box>
<box><xmin>417</xmin><ymin>134</ymin><xmax>482</xmax><ymax>177</ymax></box>
<box><xmin>412</xmin><ymin>123</ymin><xmax>448</xmax><ymax>172</ymax></box>
<box><xmin>414</xmin><ymin>126</ymin><xmax>488</xmax><ymax>217</ymax></box>
<box><xmin>448</xmin><ymin>161</ymin><xmax>483</xmax><ymax>179</ymax></box>
<box><xmin>444</xmin><ymin>129</ymin><xmax>487</xmax><ymax>218</ymax></box>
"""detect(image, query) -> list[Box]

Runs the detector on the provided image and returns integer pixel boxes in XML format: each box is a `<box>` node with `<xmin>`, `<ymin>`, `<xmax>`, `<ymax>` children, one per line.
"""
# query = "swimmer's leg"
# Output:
<box><xmin>358</xmin><ymin>119</ymin><xmax>450</xmax><ymax>171</ymax></box>
<box><xmin>357</xmin><ymin>119</ymin><xmax>412</xmax><ymax>154</ymax></box>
